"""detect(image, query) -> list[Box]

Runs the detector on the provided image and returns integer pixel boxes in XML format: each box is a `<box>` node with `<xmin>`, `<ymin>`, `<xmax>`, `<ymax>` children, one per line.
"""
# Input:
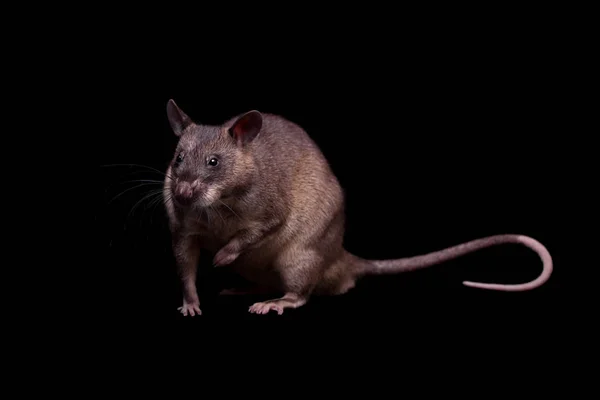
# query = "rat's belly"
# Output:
<box><xmin>193</xmin><ymin>219</ymin><xmax>290</xmax><ymax>289</ymax></box>
<box><xmin>228</xmin><ymin>245</ymin><xmax>283</xmax><ymax>289</ymax></box>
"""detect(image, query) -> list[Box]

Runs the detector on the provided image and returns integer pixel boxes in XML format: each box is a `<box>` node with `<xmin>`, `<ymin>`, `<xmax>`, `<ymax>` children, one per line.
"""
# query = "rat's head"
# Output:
<box><xmin>165</xmin><ymin>99</ymin><xmax>262</xmax><ymax>209</ymax></box>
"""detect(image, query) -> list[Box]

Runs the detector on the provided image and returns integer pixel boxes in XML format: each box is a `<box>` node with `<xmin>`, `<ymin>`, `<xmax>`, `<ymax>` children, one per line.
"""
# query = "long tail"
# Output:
<box><xmin>353</xmin><ymin>234</ymin><xmax>553</xmax><ymax>291</ymax></box>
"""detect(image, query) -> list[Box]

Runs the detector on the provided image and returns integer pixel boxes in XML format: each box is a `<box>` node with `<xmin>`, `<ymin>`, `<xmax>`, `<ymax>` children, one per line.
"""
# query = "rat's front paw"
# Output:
<box><xmin>177</xmin><ymin>300</ymin><xmax>202</xmax><ymax>316</ymax></box>
<box><xmin>213</xmin><ymin>245</ymin><xmax>240</xmax><ymax>267</ymax></box>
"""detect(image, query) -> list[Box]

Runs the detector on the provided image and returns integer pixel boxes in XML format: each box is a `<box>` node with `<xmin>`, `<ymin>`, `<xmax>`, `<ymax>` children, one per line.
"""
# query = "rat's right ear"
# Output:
<box><xmin>166</xmin><ymin>99</ymin><xmax>193</xmax><ymax>137</ymax></box>
<box><xmin>229</xmin><ymin>110</ymin><xmax>263</xmax><ymax>145</ymax></box>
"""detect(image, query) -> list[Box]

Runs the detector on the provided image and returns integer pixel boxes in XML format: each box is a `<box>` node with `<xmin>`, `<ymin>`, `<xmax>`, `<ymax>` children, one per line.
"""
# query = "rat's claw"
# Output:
<box><xmin>248</xmin><ymin>301</ymin><xmax>284</xmax><ymax>315</ymax></box>
<box><xmin>178</xmin><ymin>302</ymin><xmax>202</xmax><ymax>316</ymax></box>
<box><xmin>213</xmin><ymin>244</ymin><xmax>240</xmax><ymax>267</ymax></box>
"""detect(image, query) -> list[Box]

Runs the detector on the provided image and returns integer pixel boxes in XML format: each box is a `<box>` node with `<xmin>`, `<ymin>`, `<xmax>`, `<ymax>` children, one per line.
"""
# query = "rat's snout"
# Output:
<box><xmin>173</xmin><ymin>180</ymin><xmax>200</xmax><ymax>205</ymax></box>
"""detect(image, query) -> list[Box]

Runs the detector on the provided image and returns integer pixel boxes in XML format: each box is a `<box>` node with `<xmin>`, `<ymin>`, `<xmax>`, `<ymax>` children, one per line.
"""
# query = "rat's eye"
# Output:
<box><xmin>207</xmin><ymin>157</ymin><xmax>219</xmax><ymax>167</ymax></box>
<box><xmin>175</xmin><ymin>152</ymin><xmax>184</xmax><ymax>164</ymax></box>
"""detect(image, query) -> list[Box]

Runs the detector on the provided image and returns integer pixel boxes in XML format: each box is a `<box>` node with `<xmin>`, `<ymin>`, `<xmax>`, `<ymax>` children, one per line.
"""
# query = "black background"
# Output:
<box><xmin>86</xmin><ymin>9</ymin><xmax>581</xmax><ymax>364</ymax></box>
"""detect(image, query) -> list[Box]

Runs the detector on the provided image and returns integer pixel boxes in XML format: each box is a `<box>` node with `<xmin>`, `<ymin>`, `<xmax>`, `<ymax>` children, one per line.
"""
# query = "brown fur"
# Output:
<box><xmin>163</xmin><ymin>99</ymin><xmax>553</xmax><ymax>316</ymax></box>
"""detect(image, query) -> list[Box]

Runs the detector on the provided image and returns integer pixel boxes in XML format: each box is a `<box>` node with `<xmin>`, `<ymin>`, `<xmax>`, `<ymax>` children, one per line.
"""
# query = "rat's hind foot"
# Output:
<box><xmin>248</xmin><ymin>293</ymin><xmax>307</xmax><ymax>315</ymax></box>
<box><xmin>177</xmin><ymin>300</ymin><xmax>202</xmax><ymax>316</ymax></box>
<box><xmin>248</xmin><ymin>301</ymin><xmax>284</xmax><ymax>315</ymax></box>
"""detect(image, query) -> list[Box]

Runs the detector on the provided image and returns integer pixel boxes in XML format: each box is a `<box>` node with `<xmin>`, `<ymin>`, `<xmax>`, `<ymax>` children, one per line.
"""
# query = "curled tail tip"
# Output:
<box><xmin>463</xmin><ymin>280</ymin><xmax>501</xmax><ymax>290</ymax></box>
<box><xmin>462</xmin><ymin>280</ymin><xmax>544</xmax><ymax>292</ymax></box>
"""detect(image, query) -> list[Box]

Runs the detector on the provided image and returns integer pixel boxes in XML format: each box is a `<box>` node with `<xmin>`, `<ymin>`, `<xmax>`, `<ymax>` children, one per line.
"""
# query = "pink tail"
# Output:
<box><xmin>355</xmin><ymin>234</ymin><xmax>553</xmax><ymax>292</ymax></box>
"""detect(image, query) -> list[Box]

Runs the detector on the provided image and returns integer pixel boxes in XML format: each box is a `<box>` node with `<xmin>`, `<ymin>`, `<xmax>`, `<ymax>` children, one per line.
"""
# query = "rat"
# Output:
<box><xmin>162</xmin><ymin>99</ymin><xmax>553</xmax><ymax>316</ymax></box>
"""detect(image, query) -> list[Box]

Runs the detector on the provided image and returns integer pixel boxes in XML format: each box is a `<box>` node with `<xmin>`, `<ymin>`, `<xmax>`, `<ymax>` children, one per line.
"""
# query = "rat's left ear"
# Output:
<box><xmin>229</xmin><ymin>110</ymin><xmax>262</xmax><ymax>145</ymax></box>
<box><xmin>166</xmin><ymin>99</ymin><xmax>193</xmax><ymax>137</ymax></box>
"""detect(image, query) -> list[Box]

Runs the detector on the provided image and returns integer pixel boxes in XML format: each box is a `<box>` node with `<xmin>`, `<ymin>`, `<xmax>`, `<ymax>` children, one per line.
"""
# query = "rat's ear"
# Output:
<box><xmin>229</xmin><ymin>110</ymin><xmax>263</xmax><ymax>145</ymax></box>
<box><xmin>166</xmin><ymin>99</ymin><xmax>193</xmax><ymax>137</ymax></box>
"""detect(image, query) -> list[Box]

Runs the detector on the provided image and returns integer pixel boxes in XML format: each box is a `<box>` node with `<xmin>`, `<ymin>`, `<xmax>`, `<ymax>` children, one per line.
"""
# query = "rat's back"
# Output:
<box><xmin>250</xmin><ymin>112</ymin><xmax>341</xmax><ymax>193</ymax></box>
<box><xmin>254</xmin><ymin>113</ymin><xmax>325</xmax><ymax>160</ymax></box>
<box><xmin>248</xmin><ymin>112</ymin><xmax>345</xmax><ymax>240</ymax></box>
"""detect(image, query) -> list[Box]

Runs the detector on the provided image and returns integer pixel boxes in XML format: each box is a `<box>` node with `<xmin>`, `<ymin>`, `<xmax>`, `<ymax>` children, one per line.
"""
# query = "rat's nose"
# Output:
<box><xmin>174</xmin><ymin>181</ymin><xmax>195</xmax><ymax>205</ymax></box>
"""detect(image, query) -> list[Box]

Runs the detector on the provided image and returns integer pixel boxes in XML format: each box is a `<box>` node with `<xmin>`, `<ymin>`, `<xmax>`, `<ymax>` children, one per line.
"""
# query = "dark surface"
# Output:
<box><xmin>87</xmin><ymin>17</ymin><xmax>575</xmax><ymax>359</ymax></box>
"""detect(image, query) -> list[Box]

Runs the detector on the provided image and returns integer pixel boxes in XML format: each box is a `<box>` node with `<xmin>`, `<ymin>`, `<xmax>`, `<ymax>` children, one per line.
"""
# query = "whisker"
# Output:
<box><xmin>139</xmin><ymin>192</ymin><xmax>164</xmax><ymax>230</ymax></box>
<box><xmin>203</xmin><ymin>207</ymin><xmax>211</xmax><ymax>225</ymax></box>
<box><xmin>107</xmin><ymin>179</ymin><xmax>165</xmax><ymax>191</ymax></box>
<box><xmin>100</xmin><ymin>163</ymin><xmax>175</xmax><ymax>181</ymax></box>
<box><xmin>148</xmin><ymin>191</ymin><xmax>169</xmax><ymax>226</ymax></box>
<box><xmin>212</xmin><ymin>204</ymin><xmax>226</xmax><ymax>225</ymax></box>
<box><xmin>160</xmin><ymin>194</ymin><xmax>174</xmax><ymax>223</ymax></box>
<box><xmin>100</xmin><ymin>163</ymin><xmax>167</xmax><ymax>176</ymax></box>
<box><xmin>113</xmin><ymin>169</ymin><xmax>175</xmax><ymax>183</ymax></box>
<box><xmin>218</xmin><ymin>199</ymin><xmax>241</xmax><ymax>220</ymax></box>
<box><xmin>107</xmin><ymin>183</ymin><xmax>163</xmax><ymax>205</ymax></box>
<box><xmin>126</xmin><ymin>190</ymin><xmax>165</xmax><ymax>225</ymax></box>
<box><xmin>118</xmin><ymin>179</ymin><xmax>165</xmax><ymax>185</ymax></box>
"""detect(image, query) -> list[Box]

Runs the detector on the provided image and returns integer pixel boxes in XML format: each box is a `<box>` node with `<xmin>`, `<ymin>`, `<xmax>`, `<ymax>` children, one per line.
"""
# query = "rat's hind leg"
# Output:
<box><xmin>248</xmin><ymin>293</ymin><xmax>307</xmax><ymax>315</ymax></box>
<box><xmin>247</xmin><ymin>247</ymin><xmax>321</xmax><ymax>315</ymax></box>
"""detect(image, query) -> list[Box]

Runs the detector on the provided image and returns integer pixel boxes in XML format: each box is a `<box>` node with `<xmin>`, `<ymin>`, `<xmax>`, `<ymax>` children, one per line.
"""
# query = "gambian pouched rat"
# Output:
<box><xmin>163</xmin><ymin>99</ymin><xmax>553</xmax><ymax>316</ymax></box>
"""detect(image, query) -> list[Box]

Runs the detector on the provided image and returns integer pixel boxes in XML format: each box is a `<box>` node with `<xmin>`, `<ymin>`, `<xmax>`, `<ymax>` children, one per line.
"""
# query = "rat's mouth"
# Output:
<box><xmin>170</xmin><ymin>190</ymin><xmax>215</xmax><ymax>209</ymax></box>
<box><xmin>170</xmin><ymin>181</ymin><xmax>220</xmax><ymax>209</ymax></box>
<box><xmin>171</xmin><ymin>195</ymin><xmax>191</xmax><ymax>208</ymax></box>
